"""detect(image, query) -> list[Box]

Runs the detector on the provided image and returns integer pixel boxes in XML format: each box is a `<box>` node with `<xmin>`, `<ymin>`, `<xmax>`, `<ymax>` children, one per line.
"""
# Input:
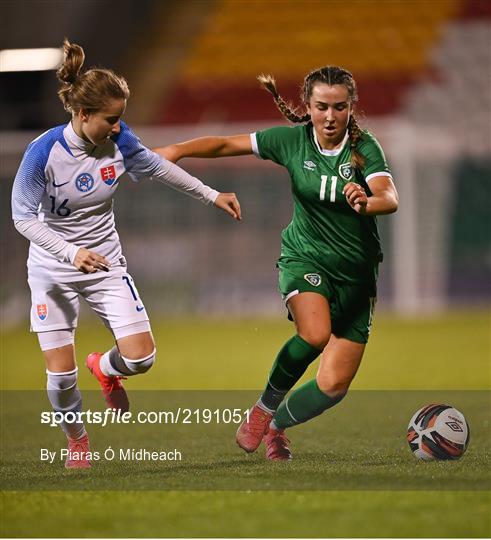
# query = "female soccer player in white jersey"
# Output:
<box><xmin>155</xmin><ymin>67</ymin><xmax>398</xmax><ymax>461</ymax></box>
<box><xmin>11</xmin><ymin>39</ymin><xmax>241</xmax><ymax>468</ymax></box>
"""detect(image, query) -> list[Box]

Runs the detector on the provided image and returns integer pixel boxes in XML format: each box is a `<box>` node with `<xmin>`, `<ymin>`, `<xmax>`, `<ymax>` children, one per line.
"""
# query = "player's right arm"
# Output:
<box><xmin>13</xmin><ymin>220</ymin><xmax>110</xmax><ymax>274</ymax></box>
<box><xmin>153</xmin><ymin>135</ymin><xmax>253</xmax><ymax>163</ymax></box>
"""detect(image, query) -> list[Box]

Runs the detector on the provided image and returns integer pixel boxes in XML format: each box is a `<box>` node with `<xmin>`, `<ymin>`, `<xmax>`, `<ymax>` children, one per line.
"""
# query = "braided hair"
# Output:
<box><xmin>258</xmin><ymin>67</ymin><xmax>365</xmax><ymax>169</ymax></box>
<box><xmin>57</xmin><ymin>38</ymin><xmax>130</xmax><ymax>114</ymax></box>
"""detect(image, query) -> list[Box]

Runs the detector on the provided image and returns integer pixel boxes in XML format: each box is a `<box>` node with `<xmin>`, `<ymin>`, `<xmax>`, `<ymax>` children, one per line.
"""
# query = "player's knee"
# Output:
<box><xmin>121</xmin><ymin>348</ymin><xmax>156</xmax><ymax>375</ymax></box>
<box><xmin>46</xmin><ymin>368</ymin><xmax>82</xmax><ymax>415</ymax></box>
<box><xmin>46</xmin><ymin>368</ymin><xmax>78</xmax><ymax>391</ymax></box>
<box><xmin>298</xmin><ymin>329</ymin><xmax>330</xmax><ymax>350</ymax></box>
<box><xmin>315</xmin><ymin>375</ymin><xmax>349</xmax><ymax>400</ymax></box>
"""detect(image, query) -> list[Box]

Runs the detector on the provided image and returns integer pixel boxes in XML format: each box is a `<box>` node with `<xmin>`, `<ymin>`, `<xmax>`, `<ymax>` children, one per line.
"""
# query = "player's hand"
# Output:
<box><xmin>73</xmin><ymin>248</ymin><xmax>111</xmax><ymax>274</ymax></box>
<box><xmin>214</xmin><ymin>192</ymin><xmax>242</xmax><ymax>221</ymax></box>
<box><xmin>343</xmin><ymin>182</ymin><xmax>368</xmax><ymax>214</ymax></box>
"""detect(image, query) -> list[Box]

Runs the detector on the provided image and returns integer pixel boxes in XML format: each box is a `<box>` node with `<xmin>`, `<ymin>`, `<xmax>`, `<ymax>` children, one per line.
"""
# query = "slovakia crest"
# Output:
<box><xmin>339</xmin><ymin>163</ymin><xmax>353</xmax><ymax>180</ymax></box>
<box><xmin>304</xmin><ymin>273</ymin><xmax>322</xmax><ymax>287</ymax></box>
<box><xmin>36</xmin><ymin>304</ymin><xmax>48</xmax><ymax>321</ymax></box>
<box><xmin>100</xmin><ymin>165</ymin><xmax>117</xmax><ymax>186</ymax></box>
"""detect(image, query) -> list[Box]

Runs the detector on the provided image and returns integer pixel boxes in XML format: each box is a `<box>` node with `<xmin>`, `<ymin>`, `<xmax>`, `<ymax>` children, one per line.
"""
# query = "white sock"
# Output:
<box><xmin>99</xmin><ymin>346</ymin><xmax>131</xmax><ymax>376</ymax></box>
<box><xmin>100</xmin><ymin>346</ymin><xmax>156</xmax><ymax>376</ymax></box>
<box><xmin>46</xmin><ymin>368</ymin><xmax>86</xmax><ymax>440</ymax></box>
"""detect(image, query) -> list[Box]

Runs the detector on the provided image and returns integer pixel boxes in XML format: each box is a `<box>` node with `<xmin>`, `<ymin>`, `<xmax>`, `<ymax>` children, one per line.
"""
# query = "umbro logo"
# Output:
<box><xmin>303</xmin><ymin>160</ymin><xmax>316</xmax><ymax>171</ymax></box>
<box><xmin>445</xmin><ymin>421</ymin><xmax>463</xmax><ymax>432</ymax></box>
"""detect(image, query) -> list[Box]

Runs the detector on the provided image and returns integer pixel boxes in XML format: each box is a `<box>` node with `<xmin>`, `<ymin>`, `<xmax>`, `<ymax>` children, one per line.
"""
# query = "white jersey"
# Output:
<box><xmin>12</xmin><ymin>121</ymin><xmax>217</xmax><ymax>282</ymax></box>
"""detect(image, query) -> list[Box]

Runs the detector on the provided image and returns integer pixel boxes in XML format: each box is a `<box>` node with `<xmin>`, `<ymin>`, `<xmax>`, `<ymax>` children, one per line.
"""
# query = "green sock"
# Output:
<box><xmin>260</xmin><ymin>335</ymin><xmax>321</xmax><ymax>412</ymax></box>
<box><xmin>272</xmin><ymin>379</ymin><xmax>346</xmax><ymax>429</ymax></box>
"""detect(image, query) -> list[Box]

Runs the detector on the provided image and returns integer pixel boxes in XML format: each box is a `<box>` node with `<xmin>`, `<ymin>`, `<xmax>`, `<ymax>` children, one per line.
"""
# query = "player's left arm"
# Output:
<box><xmin>343</xmin><ymin>175</ymin><xmax>398</xmax><ymax>216</ymax></box>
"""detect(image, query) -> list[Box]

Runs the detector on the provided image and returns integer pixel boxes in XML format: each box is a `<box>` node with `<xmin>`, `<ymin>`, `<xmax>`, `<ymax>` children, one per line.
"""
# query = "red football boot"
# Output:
<box><xmin>65</xmin><ymin>433</ymin><xmax>91</xmax><ymax>469</ymax></box>
<box><xmin>263</xmin><ymin>428</ymin><xmax>292</xmax><ymax>461</ymax></box>
<box><xmin>86</xmin><ymin>352</ymin><xmax>129</xmax><ymax>412</ymax></box>
<box><xmin>236</xmin><ymin>404</ymin><xmax>273</xmax><ymax>453</ymax></box>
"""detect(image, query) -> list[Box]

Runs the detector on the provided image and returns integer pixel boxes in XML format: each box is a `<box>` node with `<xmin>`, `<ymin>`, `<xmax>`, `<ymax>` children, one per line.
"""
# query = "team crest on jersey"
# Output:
<box><xmin>304</xmin><ymin>273</ymin><xmax>322</xmax><ymax>287</ymax></box>
<box><xmin>75</xmin><ymin>172</ymin><xmax>94</xmax><ymax>192</ymax></box>
<box><xmin>339</xmin><ymin>163</ymin><xmax>353</xmax><ymax>180</ymax></box>
<box><xmin>303</xmin><ymin>160</ymin><xmax>316</xmax><ymax>171</ymax></box>
<box><xmin>100</xmin><ymin>165</ymin><xmax>117</xmax><ymax>186</ymax></box>
<box><xmin>36</xmin><ymin>304</ymin><xmax>48</xmax><ymax>321</ymax></box>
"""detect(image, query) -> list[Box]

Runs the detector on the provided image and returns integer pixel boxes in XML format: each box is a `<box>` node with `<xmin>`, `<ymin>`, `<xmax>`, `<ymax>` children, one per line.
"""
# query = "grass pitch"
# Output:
<box><xmin>1</xmin><ymin>311</ymin><xmax>490</xmax><ymax>537</ymax></box>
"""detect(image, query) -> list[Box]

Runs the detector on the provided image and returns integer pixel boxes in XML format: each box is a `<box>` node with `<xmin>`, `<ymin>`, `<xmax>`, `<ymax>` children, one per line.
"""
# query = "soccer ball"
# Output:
<box><xmin>407</xmin><ymin>404</ymin><xmax>470</xmax><ymax>461</ymax></box>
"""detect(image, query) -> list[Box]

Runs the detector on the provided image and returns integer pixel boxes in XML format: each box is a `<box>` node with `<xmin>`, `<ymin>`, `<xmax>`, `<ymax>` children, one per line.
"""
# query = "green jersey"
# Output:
<box><xmin>252</xmin><ymin>123</ymin><xmax>391</xmax><ymax>284</ymax></box>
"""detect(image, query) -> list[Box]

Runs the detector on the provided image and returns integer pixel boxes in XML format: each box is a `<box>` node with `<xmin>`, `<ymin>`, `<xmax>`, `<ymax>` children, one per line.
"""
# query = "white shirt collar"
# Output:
<box><xmin>63</xmin><ymin>121</ymin><xmax>97</xmax><ymax>156</ymax></box>
<box><xmin>312</xmin><ymin>128</ymin><xmax>349</xmax><ymax>157</ymax></box>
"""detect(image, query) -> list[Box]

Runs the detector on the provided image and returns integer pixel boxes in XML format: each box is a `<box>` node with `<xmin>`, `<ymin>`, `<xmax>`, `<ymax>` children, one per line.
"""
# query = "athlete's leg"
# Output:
<box><xmin>83</xmin><ymin>272</ymin><xmax>156</xmax><ymax>378</ymax></box>
<box><xmin>271</xmin><ymin>335</ymin><xmax>364</xmax><ymax>430</ymax></box>
<box><xmin>38</xmin><ymin>330</ymin><xmax>90</xmax><ymax>467</ymax></box>
<box><xmin>267</xmin><ymin>281</ymin><xmax>374</xmax><ymax>460</ymax></box>
<box><xmin>43</xmin><ymin>342</ymin><xmax>76</xmax><ymax>373</ymax></box>
<box><xmin>30</xmin><ymin>279</ymin><xmax>89</xmax><ymax>465</ymax></box>
<box><xmin>257</xmin><ymin>293</ymin><xmax>334</xmax><ymax>459</ymax></box>
<box><xmin>86</xmin><ymin>325</ymin><xmax>155</xmax><ymax>411</ymax></box>
<box><xmin>103</xmin><ymin>329</ymin><xmax>156</xmax><ymax>376</ymax></box>
<box><xmin>289</xmin><ymin>292</ymin><xmax>332</xmax><ymax>349</ymax></box>
<box><xmin>87</xmin><ymin>324</ymin><xmax>155</xmax><ymax>411</ymax></box>
<box><xmin>316</xmin><ymin>335</ymin><xmax>365</xmax><ymax>395</ymax></box>
<box><xmin>96</xmin><ymin>323</ymin><xmax>156</xmax><ymax>378</ymax></box>
<box><xmin>39</xmin><ymin>332</ymin><xmax>84</xmax><ymax>440</ymax></box>
<box><xmin>260</xmin><ymin>292</ymin><xmax>330</xmax><ymax>412</ymax></box>
<box><xmin>82</xmin><ymin>271</ymin><xmax>155</xmax><ymax>410</ymax></box>
<box><xmin>237</xmin><ymin>292</ymin><xmax>329</xmax><ymax>453</ymax></box>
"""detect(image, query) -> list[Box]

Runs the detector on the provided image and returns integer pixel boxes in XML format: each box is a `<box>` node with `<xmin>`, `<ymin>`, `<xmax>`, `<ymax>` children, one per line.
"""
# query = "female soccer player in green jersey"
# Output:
<box><xmin>155</xmin><ymin>66</ymin><xmax>398</xmax><ymax>460</ymax></box>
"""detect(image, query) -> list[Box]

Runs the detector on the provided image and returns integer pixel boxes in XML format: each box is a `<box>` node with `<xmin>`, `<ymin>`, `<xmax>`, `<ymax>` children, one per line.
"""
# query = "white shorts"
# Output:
<box><xmin>28</xmin><ymin>269</ymin><xmax>150</xmax><ymax>335</ymax></box>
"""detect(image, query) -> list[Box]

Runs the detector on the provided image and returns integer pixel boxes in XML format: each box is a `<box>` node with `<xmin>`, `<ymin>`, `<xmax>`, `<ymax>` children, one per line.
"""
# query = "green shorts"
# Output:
<box><xmin>278</xmin><ymin>262</ymin><xmax>377</xmax><ymax>344</ymax></box>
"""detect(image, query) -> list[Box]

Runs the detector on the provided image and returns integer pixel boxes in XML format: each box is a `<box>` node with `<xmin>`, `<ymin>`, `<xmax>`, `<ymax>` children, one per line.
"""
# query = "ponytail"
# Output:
<box><xmin>257</xmin><ymin>74</ymin><xmax>310</xmax><ymax>123</ymax></box>
<box><xmin>57</xmin><ymin>38</ymin><xmax>85</xmax><ymax>111</ymax></box>
<box><xmin>56</xmin><ymin>38</ymin><xmax>130</xmax><ymax>114</ymax></box>
<box><xmin>347</xmin><ymin>116</ymin><xmax>365</xmax><ymax>169</ymax></box>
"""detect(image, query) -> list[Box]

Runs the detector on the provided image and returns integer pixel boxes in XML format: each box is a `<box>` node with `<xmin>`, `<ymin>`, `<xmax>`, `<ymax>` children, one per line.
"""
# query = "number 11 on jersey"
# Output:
<box><xmin>320</xmin><ymin>175</ymin><xmax>338</xmax><ymax>203</ymax></box>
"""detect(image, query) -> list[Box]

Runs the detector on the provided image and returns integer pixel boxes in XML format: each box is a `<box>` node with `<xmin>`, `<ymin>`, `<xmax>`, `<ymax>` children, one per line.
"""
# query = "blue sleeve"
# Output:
<box><xmin>11</xmin><ymin>133</ymin><xmax>52</xmax><ymax>220</ymax></box>
<box><xmin>115</xmin><ymin>122</ymin><xmax>168</xmax><ymax>182</ymax></box>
